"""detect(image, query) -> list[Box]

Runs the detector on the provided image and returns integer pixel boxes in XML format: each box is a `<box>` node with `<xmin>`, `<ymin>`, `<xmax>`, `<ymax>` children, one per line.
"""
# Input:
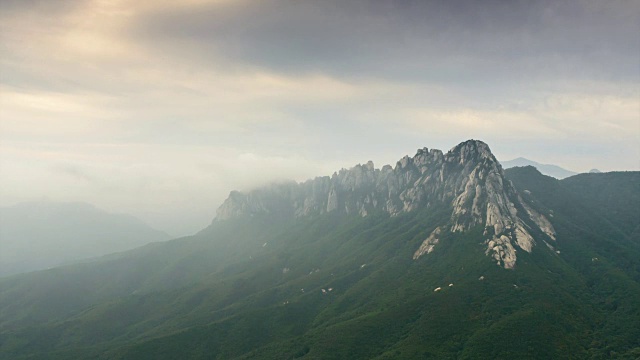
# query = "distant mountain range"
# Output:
<box><xmin>0</xmin><ymin>141</ymin><xmax>638</xmax><ymax>359</ymax></box>
<box><xmin>0</xmin><ymin>201</ymin><xmax>170</xmax><ymax>277</ymax></box>
<box><xmin>500</xmin><ymin>157</ymin><xmax>577</xmax><ymax>179</ymax></box>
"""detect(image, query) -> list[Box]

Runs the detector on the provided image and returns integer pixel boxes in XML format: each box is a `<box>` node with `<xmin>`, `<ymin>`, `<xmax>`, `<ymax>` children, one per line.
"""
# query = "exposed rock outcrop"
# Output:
<box><xmin>413</xmin><ymin>227</ymin><xmax>441</xmax><ymax>259</ymax></box>
<box><xmin>214</xmin><ymin>140</ymin><xmax>556</xmax><ymax>269</ymax></box>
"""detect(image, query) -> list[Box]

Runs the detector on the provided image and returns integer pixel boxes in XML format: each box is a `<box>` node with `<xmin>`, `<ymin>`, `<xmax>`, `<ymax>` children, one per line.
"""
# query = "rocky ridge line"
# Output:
<box><xmin>214</xmin><ymin>140</ymin><xmax>556</xmax><ymax>269</ymax></box>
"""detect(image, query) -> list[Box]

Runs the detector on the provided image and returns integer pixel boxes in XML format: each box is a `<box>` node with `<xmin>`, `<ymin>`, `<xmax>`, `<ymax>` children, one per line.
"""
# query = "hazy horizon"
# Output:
<box><xmin>0</xmin><ymin>150</ymin><xmax>630</xmax><ymax>236</ymax></box>
<box><xmin>1</xmin><ymin>0</ymin><xmax>638</xmax><ymax>236</ymax></box>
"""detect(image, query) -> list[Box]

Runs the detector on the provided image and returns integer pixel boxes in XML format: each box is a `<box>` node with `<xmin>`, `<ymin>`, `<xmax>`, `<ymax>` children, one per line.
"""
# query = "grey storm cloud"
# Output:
<box><xmin>133</xmin><ymin>0</ymin><xmax>639</xmax><ymax>84</ymax></box>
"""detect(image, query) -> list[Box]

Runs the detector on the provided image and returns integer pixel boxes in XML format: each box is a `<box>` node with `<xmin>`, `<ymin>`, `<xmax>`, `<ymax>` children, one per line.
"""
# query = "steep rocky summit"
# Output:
<box><xmin>215</xmin><ymin>140</ymin><xmax>556</xmax><ymax>268</ymax></box>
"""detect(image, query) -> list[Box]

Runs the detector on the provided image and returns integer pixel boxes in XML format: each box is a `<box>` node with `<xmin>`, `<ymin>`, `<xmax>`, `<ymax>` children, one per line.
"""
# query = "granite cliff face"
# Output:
<box><xmin>215</xmin><ymin>140</ymin><xmax>556</xmax><ymax>269</ymax></box>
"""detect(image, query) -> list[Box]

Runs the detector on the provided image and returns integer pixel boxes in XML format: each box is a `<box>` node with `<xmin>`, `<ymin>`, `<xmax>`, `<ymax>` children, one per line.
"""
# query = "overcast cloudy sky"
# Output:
<box><xmin>1</xmin><ymin>0</ymin><xmax>638</xmax><ymax>236</ymax></box>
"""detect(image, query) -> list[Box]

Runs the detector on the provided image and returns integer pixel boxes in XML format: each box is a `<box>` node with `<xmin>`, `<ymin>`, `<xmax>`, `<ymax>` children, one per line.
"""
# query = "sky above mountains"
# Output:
<box><xmin>1</xmin><ymin>0</ymin><xmax>638</xmax><ymax>236</ymax></box>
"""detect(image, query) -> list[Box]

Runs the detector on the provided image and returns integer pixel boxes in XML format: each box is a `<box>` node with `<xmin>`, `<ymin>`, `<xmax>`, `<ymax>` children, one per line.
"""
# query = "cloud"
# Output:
<box><xmin>131</xmin><ymin>0</ymin><xmax>639</xmax><ymax>84</ymax></box>
<box><xmin>401</xmin><ymin>89</ymin><xmax>640</xmax><ymax>141</ymax></box>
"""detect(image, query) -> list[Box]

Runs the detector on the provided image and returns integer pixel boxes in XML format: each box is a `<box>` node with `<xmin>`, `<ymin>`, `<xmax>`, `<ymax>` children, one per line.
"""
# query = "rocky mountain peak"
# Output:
<box><xmin>449</xmin><ymin>139</ymin><xmax>493</xmax><ymax>161</ymax></box>
<box><xmin>214</xmin><ymin>140</ymin><xmax>556</xmax><ymax>269</ymax></box>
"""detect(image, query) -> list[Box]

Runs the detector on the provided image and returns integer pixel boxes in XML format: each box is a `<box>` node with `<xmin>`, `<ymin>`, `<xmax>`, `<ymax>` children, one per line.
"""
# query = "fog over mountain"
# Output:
<box><xmin>500</xmin><ymin>157</ymin><xmax>577</xmax><ymax>179</ymax></box>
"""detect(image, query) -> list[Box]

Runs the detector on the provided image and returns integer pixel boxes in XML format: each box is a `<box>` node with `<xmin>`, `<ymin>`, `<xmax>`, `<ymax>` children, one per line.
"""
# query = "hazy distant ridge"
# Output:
<box><xmin>0</xmin><ymin>201</ymin><xmax>170</xmax><ymax>277</ymax></box>
<box><xmin>500</xmin><ymin>157</ymin><xmax>577</xmax><ymax>179</ymax></box>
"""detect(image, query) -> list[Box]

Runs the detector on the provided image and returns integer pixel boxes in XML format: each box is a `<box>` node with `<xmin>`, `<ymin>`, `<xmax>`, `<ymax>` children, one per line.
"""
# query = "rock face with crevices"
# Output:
<box><xmin>413</xmin><ymin>227</ymin><xmax>441</xmax><ymax>259</ymax></box>
<box><xmin>215</xmin><ymin>140</ymin><xmax>556</xmax><ymax>269</ymax></box>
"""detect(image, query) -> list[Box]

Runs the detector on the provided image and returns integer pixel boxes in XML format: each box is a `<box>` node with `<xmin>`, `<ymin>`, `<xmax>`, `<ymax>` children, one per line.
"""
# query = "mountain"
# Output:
<box><xmin>216</xmin><ymin>140</ymin><xmax>556</xmax><ymax>269</ymax></box>
<box><xmin>560</xmin><ymin>171</ymin><xmax>640</xmax><ymax>241</ymax></box>
<box><xmin>0</xmin><ymin>201</ymin><xmax>170</xmax><ymax>277</ymax></box>
<box><xmin>0</xmin><ymin>141</ymin><xmax>638</xmax><ymax>359</ymax></box>
<box><xmin>500</xmin><ymin>157</ymin><xmax>577</xmax><ymax>179</ymax></box>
